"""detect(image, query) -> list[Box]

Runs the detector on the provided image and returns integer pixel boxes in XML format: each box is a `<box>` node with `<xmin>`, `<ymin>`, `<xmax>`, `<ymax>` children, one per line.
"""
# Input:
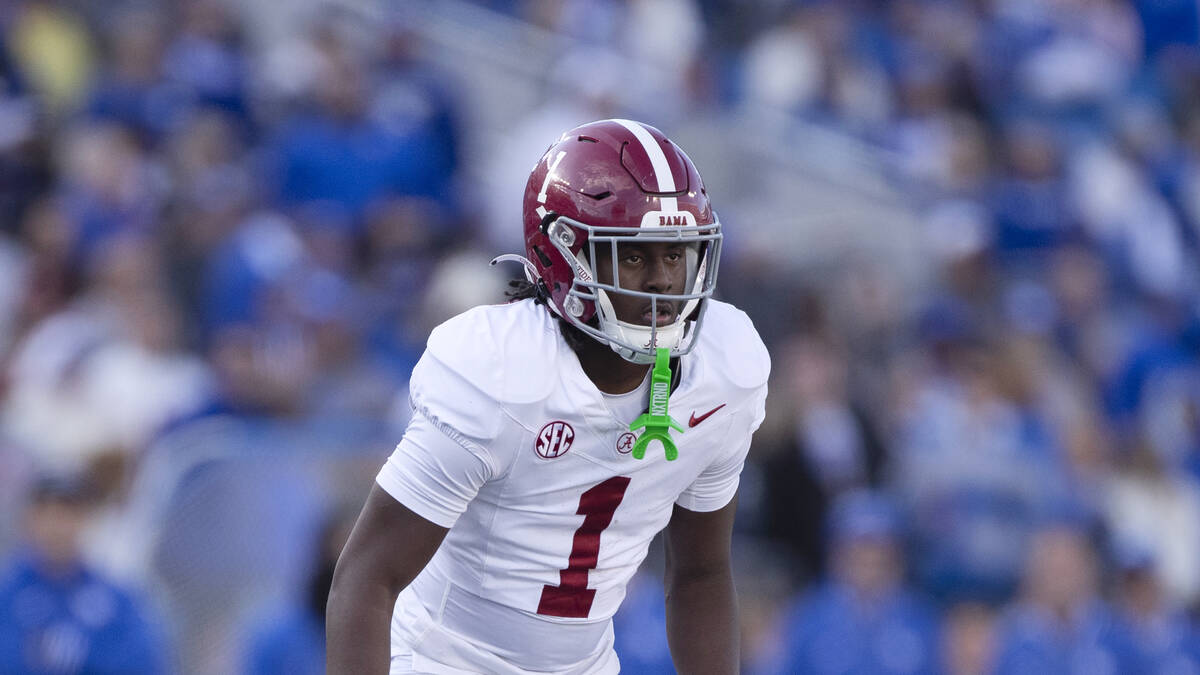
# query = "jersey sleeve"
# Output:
<box><xmin>675</xmin><ymin>381</ymin><xmax>768</xmax><ymax>512</ymax></box>
<box><xmin>375</xmin><ymin>349</ymin><xmax>505</xmax><ymax>528</ymax></box>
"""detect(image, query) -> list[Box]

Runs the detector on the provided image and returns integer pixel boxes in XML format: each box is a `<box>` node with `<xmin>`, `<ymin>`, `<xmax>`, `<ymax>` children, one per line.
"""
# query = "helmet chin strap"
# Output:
<box><xmin>594</xmin><ymin>288</ymin><xmax>686</xmax><ymax>364</ymax></box>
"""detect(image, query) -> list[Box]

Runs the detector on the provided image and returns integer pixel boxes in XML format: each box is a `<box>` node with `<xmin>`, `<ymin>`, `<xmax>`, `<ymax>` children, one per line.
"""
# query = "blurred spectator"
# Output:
<box><xmin>375</xmin><ymin>19</ymin><xmax>462</xmax><ymax>219</ymax></box>
<box><xmin>199</xmin><ymin>211</ymin><xmax>307</xmax><ymax>336</ymax></box>
<box><xmin>991</xmin><ymin>517</ymin><xmax>1135</xmax><ymax>674</ymax></box>
<box><xmin>761</xmin><ymin>333</ymin><xmax>887</xmax><ymax>583</ymax></box>
<box><xmin>764</xmin><ymin>491</ymin><xmax>941</xmax><ymax>675</ymax></box>
<box><xmin>243</xmin><ymin>509</ymin><xmax>353</xmax><ymax>675</ymax></box>
<box><xmin>891</xmin><ymin>327</ymin><xmax>1073</xmax><ymax>603</ymax></box>
<box><xmin>619</xmin><ymin>0</ymin><xmax>707</xmax><ymax>120</ymax></box>
<box><xmin>266</xmin><ymin>21</ymin><xmax>460</xmax><ymax>232</ymax></box>
<box><xmin>1135</xmin><ymin>350</ymin><xmax>1200</xmax><ymax>478</ymax></box>
<box><xmin>1067</xmin><ymin>139</ymin><xmax>1187</xmax><ymax>297</ymax></box>
<box><xmin>989</xmin><ymin>118</ymin><xmax>1073</xmax><ymax>255</ymax></box>
<box><xmin>356</xmin><ymin>197</ymin><xmax>443</xmax><ymax>389</ymax></box>
<box><xmin>84</xmin><ymin>7</ymin><xmax>185</xmax><ymax>144</ymax></box>
<box><xmin>6</xmin><ymin>198</ymin><xmax>77</xmax><ymax>350</ymax></box>
<box><xmin>3</xmin><ymin>233</ymin><xmax>212</xmax><ymax>474</ymax></box>
<box><xmin>1110</xmin><ymin>542</ymin><xmax>1200</xmax><ymax>672</ymax></box>
<box><xmin>8</xmin><ymin>0</ymin><xmax>92</xmax><ymax>114</ymax></box>
<box><xmin>0</xmin><ymin>472</ymin><xmax>166</xmax><ymax>674</ymax></box>
<box><xmin>159</xmin><ymin>109</ymin><xmax>255</xmax><ymax>341</ymax></box>
<box><xmin>162</xmin><ymin>0</ymin><xmax>251</xmax><ymax>124</ymax></box>
<box><xmin>204</xmin><ymin>322</ymin><xmax>314</xmax><ymax>420</ymax></box>
<box><xmin>1104</xmin><ymin>446</ymin><xmax>1200</xmax><ymax>607</ymax></box>
<box><xmin>740</xmin><ymin>4</ymin><xmax>827</xmax><ymax>118</ymax></box>
<box><xmin>941</xmin><ymin>602</ymin><xmax>997</xmax><ymax>675</ymax></box>
<box><xmin>53</xmin><ymin>121</ymin><xmax>166</xmax><ymax>264</ymax></box>
<box><xmin>1046</xmin><ymin>243</ymin><xmax>1121</xmax><ymax>386</ymax></box>
<box><xmin>1010</xmin><ymin>0</ymin><xmax>1139</xmax><ymax>113</ymax></box>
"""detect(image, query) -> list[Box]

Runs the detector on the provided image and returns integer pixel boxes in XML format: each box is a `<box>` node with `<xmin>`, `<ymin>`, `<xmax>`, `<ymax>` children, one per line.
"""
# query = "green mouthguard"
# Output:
<box><xmin>629</xmin><ymin>347</ymin><xmax>684</xmax><ymax>461</ymax></box>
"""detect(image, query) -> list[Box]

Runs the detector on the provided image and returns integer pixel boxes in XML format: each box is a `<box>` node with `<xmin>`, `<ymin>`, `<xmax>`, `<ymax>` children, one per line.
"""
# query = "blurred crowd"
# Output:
<box><xmin>0</xmin><ymin>0</ymin><xmax>1196</xmax><ymax>673</ymax></box>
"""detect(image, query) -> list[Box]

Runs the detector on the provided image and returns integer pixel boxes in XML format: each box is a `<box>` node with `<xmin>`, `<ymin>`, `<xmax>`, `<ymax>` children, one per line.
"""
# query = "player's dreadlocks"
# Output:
<box><xmin>505</xmin><ymin>279</ymin><xmax>589</xmax><ymax>352</ymax></box>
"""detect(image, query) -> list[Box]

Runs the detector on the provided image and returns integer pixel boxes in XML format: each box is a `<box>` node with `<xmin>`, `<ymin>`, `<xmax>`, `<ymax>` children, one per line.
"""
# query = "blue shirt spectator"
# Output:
<box><xmin>771</xmin><ymin>582</ymin><xmax>941</xmax><ymax>675</ymax></box>
<box><xmin>993</xmin><ymin>520</ymin><xmax>1138</xmax><ymax>674</ymax></box>
<box><xmin>1110</xmin><ymin>545</ymin><xmax>1200</xmax><ymax>673</ymax></box>
<box><xmin>992</xmin><ymin>601</ymin><xmax>1136</xmax><ymax>675</ymax></box>
<box><xmin>161</xmin><ymin>2</ymin><xmax>251</xmax><ymax>124</ymax></box>
<box><xmin>893</xmin><ymin>356</ymin><xmax>1073</xmax><ymax>603</ymax></box>
<box><xmin>767</xmin><ymin>492</ymin><xmax>941</xmax><ymax>674</ymax></box>
<box><xmin>0</xmin><ymin>552</ymin><xmax>166</xmax><ymax>675</ymax></box>
<box><xmin>1115</xmin><ymin>607</ymin><xmax>1200</xmax><ymax>673</ymax></box>
<box><xmin>83</xmin><ymin>9</ymin><xmax>189</xmax><ymax>145</ymax></box>
<box><xmin>266</xmin><ymin>33</ymin><xmax>460</xmax><ymax>231</ymax></box>
<box><xmin>0</xmin><ymin>474</ymin><xmax>167</xmax><ymax>675</ymax></box>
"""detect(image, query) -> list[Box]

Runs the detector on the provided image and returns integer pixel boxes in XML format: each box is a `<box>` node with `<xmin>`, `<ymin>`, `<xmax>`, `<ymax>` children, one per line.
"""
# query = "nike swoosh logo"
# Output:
<box><xmin>688</xmin><ymin>404</ymin><xmax>726</xmax><ymax>428</ymax></box>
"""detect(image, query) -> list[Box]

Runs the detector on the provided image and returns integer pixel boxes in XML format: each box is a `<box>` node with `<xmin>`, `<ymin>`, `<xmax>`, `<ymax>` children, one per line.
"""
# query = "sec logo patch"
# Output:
<box><xmin>535</xmin><ymin>421</ymin><xmax>575</xmax><ymax>459</ymax></box>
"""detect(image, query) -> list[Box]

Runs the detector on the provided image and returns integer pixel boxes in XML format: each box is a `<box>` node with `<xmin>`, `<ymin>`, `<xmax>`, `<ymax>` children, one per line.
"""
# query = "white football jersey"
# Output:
<box><xmin>376</xmin><ymin>298</ymin><xmax>769</xmax><ymax>674</ymax></box>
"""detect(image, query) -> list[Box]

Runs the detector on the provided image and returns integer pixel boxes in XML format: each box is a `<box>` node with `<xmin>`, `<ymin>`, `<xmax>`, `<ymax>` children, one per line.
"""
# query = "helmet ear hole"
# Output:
<box><xmin>532</xmin><ymin>245</ymin><xmax>554</xmax><ymax>268</ymax></box>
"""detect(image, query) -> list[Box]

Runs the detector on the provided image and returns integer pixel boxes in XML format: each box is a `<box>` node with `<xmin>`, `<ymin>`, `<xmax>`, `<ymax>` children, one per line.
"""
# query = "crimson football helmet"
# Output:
<box><xmin>495</xmin><ymin>119</ymin><xmax>722</xmax><ymax>364</ymax></box>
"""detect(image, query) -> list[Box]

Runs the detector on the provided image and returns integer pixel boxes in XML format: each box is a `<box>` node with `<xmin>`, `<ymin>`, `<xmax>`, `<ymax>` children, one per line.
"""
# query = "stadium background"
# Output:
<box><xmin>0</xmin><ymin>0</ymin><xmax>1198</xmax><ymax>672</ymax></box>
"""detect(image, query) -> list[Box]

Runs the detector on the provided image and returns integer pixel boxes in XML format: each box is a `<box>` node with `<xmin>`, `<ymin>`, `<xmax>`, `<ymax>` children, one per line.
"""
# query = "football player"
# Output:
<box><xmin>327</xmin><ymin>119</ymin><xmax>770</xmax><ymax>674</ymax></box>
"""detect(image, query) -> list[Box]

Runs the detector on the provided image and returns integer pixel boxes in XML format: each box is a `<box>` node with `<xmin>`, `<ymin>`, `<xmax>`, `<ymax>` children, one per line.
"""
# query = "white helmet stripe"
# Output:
<box><xmin>612</xmin><ymin>119</ymin><xmax>678</xmax><ymax>212</ymax></box>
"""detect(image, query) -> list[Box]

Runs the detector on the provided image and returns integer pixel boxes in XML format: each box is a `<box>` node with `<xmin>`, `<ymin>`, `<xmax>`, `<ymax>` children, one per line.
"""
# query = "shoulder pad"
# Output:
<box><xmin>424</xmin><ymin>300</ymin><xmax>561</xmax><ymax>405</ymax></box>
<box><xmin>694</xmin><ymin>300</ymin><xmax>771</xmax><ymax>390</ymax></box>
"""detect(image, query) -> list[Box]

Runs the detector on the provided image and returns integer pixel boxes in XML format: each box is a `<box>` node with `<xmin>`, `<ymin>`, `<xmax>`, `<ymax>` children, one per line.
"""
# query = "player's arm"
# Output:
<box><xmin>326</xmin><ymin>484</ymin><xmax>449</xmax><ymax>674</ymax></box>
<box><xmin>663</xmin><ymin>496</ymin><xmax>740</xmax><ymax>675</ymax></box>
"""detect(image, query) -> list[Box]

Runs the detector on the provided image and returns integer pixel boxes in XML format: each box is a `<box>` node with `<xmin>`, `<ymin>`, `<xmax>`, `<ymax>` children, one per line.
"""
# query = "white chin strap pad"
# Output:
<box><xmin>595</xmin><ymin>288</ymin><xmax>686</xmax><ymax>364</ymax></box>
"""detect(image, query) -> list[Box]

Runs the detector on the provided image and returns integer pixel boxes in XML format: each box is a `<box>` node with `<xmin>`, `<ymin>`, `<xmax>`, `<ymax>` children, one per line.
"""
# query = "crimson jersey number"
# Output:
<box><xmin>537</xmin><ymin>476</ymin><xmax>631</xmax><ymax>618</ymax></box>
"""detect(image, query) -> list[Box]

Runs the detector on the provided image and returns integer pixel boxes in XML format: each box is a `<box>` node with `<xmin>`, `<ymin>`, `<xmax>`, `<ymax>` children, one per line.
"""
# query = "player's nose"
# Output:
<box><xmin>643</xmin><ymin>256</ymin><xmax>673</xmax><ymax>293</ymax></box>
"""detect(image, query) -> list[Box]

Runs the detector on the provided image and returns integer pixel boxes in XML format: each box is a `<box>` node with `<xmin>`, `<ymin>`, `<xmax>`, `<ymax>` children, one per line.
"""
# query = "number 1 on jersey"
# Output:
<box><xmin>537</xmin><ymin>476</ymin><xmax>631</xmax><ymax>618</ymax></box>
